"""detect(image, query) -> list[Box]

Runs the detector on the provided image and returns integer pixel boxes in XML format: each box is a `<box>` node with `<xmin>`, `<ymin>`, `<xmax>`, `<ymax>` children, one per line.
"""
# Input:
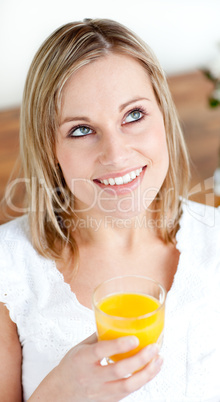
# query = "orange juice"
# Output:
<box><xmin>95</xmin><ymin>292</ymin><xmax>165</xmax><ymax>362</ymax></box>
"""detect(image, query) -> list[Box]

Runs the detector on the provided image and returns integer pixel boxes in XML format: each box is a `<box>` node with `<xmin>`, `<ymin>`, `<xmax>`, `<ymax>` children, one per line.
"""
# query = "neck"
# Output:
<box><xmin>71</xmin><ymin>210</ymin><xmax>158</xmax><ymax>250</ymax></box>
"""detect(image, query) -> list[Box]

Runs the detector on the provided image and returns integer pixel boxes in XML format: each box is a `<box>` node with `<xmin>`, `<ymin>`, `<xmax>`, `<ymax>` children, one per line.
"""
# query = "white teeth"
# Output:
<box><xmin>109</xmin><ymin>178</ymin><xmax>115</xmax><ymax>185</ymax></box>
<box><xmin>123</xmin><ymin>173</ymin><xmax>132</xmax><ymax>184</ymax></box>
<box><xmin>130</xmin><ymin>171</ymin><xmax>136</xmax><ymax>180</ymax></box>
<box><xmin>99</xmin><ymin>167</ymin><xmax>143</xmax><ymax>186</ymax></box>
<box><xmin>115</xmin><ymin>176</ymin><xmax>123</xmax><ymax>185</ymax></box>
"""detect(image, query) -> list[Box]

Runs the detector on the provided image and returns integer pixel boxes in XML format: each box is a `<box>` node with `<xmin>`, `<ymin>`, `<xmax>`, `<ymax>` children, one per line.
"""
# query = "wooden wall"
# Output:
<box><xmin>0</xmin><ymin>71</ymin><xmax>219</xmax><ymax>224</ymax></box>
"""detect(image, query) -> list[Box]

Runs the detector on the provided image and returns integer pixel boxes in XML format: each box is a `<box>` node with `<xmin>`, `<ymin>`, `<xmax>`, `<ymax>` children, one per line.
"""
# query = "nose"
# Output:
<box><xmin>98</xmin><ymin>129</ymin><xmax>131</xmax><ymax>167</ymax></box>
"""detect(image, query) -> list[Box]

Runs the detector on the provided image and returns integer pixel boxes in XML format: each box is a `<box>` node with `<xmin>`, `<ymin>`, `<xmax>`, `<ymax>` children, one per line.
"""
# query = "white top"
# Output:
<box><xmin>0</xmin><ymin>200</ymin><xmax>220</xmax><ymax>402</ymax></box>
<box><xmin>214</xmin><ymin>167</ymin><xmax>220</xmax><ymax>195</ymax></box>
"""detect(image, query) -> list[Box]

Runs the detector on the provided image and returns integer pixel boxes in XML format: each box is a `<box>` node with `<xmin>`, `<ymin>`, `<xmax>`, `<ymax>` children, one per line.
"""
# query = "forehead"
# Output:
<box><xmin>60</xmin><ymin>53</ymin><xmax>155</xmax><ymax>113</ymax></box>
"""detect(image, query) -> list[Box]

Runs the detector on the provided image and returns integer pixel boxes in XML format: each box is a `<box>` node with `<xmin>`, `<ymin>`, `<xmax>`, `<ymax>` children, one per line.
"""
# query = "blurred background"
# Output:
<box><xmin>0</xmin><ymin>0</ymin><xmax>220</xmax><ymax>213</ymax></box>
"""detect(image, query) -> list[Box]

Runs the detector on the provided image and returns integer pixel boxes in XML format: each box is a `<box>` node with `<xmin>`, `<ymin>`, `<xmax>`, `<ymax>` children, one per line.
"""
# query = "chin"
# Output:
<box><xmin>99</xmin><ymin>200</ymin><xmax>154</xmax><ymax>220</ymax></box>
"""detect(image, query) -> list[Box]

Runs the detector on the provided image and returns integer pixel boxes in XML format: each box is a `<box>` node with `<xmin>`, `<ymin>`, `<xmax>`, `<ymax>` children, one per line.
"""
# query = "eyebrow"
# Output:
<box><xmin>60</xmin><ymin>97</ymin><xmax>150</xmax><ymax>126</ymax></box>
<box><xmin>119</xmin><ymin>97</ymin><xmax>151</xmax><ymax>112</ymax></box>
<box><xmin>60</xmin><ymin>115</ymin><xmax>90</xmax><ymax>126</ymax></box>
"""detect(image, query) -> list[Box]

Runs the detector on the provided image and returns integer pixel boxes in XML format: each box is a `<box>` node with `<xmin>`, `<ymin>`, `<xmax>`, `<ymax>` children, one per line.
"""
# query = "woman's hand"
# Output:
<box><xmin>29</xmin><ymin>333</ymin><xmax>163</xmax><ymax>401</ymax></box>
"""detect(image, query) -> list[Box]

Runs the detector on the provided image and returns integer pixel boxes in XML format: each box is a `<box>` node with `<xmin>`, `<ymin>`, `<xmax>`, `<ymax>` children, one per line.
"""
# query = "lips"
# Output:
<box><xmin>95</xmin><ymin>166</ymin><xmax>145</xmax><ymax>186</ymax></box>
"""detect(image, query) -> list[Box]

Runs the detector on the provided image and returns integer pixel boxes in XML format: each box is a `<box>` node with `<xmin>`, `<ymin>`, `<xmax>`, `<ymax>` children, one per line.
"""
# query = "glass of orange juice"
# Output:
<box><xmin>92</xmin><ymin>275</ymin><xmax>166</xmax><ymax>363</ymax></box>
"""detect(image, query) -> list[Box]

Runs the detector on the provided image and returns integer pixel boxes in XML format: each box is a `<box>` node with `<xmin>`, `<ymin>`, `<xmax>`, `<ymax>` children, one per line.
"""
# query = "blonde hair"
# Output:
<box><xmin>19</xmin><ymin>18</ymin><xmax>190</xmax><ymax>261</ymax></box>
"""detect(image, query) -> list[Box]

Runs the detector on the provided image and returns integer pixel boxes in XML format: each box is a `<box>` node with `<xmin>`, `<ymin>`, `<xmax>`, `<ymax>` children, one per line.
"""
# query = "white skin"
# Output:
<box><xmin>0</xmin><ymin>53</ymin><xmax>180</xmax><ymax>401</ymax></box>
<box><xmin>54</xmin><ymin>54</ymin><xmax>176</xmax><ymax>308</ymax></box>
<box><xmin>56</xmin><ymin>53</ymin><xmax>169</xmax><ymax>221</ymax></box>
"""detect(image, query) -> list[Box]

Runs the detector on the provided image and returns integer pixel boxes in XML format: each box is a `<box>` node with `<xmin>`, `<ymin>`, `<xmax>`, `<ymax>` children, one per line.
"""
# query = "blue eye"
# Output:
<box><xmin>124</xmin><ymin>109</ymin><xmax>143</xmax><ymax>123</ymax></box>
<box><xmin>70</xmin><ymin>126</ymin><xmax>93</xmax><ymax>137</ymax></box>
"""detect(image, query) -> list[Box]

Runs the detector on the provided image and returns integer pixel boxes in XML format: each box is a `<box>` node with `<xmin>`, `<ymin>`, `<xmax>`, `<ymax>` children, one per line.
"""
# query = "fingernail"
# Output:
<box><xmin>153</xmin><ymin>355</ymin><xmax>163</xmax><ymax>369</ymax></box>
<box><xmin>147</xmin><ymin>343</ymin><xmax>159</xmax><ymax>355</ymax></box>
<box><xmin>128</xmin><ymin>336</ymin><xmax>139</xmax><ymax>347</ymax></box>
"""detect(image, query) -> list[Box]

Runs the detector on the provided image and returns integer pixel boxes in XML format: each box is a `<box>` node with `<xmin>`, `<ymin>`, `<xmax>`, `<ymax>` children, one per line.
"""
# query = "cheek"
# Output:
<box><xmin>56</xmin><ymin>147</ymin><xmax>96</xmax><ymax>202</ymax></box>
<box><xmin>142</xmin><ymin>120</ymin><xmax>168</xmax><ymax>164</ymax></box>
<box><xmin>59</xmin><ymin>154</ymin><xmax>76</xmax><ymax>176</ymax></box>
<box><xmin>56</xmin><ymin>144</ymin><xmax>81</xmax><ymax>176</ymax></box>
<box><xmin>156</xmin><ymin>129</ymin><xmax>169</xmax><ymax>165</ymax></box>
<box><xmin>56</xmin><ymin>152</ymin><xmax>80</xmax><ymax>195</ymax></box>
<box><xmin>154</xmin><ymin>134</ymin><xmax>169</xmax><ymax>176</ymax></box>
<box><xmin>141</xmin><ymin>119</ymin><xmax>169</xmax><ymax>193</ymax></box>
<box><xmin>57</xmin><ymin>156</ymin><xmax>96</xmax><ymax>205</ymax></box>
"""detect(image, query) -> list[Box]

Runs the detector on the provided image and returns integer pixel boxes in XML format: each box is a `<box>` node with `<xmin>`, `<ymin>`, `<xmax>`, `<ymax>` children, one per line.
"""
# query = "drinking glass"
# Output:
<box><xmin>92</xmin><ymin>275</ymin><xmax>166</xmax><ymax>362</ymax></box>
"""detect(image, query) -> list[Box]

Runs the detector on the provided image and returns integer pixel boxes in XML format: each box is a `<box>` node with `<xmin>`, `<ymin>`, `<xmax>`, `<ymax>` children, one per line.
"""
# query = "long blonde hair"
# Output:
<box><xmin>19</xmin><ymin>18</ymin><xmax>190</xmax><ymax>261</ymax></box>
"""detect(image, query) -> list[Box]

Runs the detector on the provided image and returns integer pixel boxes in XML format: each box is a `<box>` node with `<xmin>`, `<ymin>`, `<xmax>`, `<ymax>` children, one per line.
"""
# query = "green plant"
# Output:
<box><xmin>203</xmin><ymin>45</ymin><xmax>220</xmax><ymax>108</ymax></box>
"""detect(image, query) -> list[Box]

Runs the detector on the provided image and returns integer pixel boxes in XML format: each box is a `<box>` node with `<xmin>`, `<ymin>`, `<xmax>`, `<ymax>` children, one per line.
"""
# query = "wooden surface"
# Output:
<box><xmin>168</xmin><ymin>72</ymin><xmax>219</xmax><ymax>185</ymax></box>
<box><xmin>168</xmin><ymin>71</ymin><xmax>220</xmax><ymax>206</ymax></box>
<box><xmin>0</xmin><ymin>70</ymin><xmax>220</xmax><ymax>220</ymax></box>
<box><xmin>0</xmin><ymin>108</ymin><xmax>20</xmax><ymax>199</ymax></box>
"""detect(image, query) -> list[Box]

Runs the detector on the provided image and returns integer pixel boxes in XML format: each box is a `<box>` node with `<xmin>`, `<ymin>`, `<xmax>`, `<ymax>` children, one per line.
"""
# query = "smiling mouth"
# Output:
<box><xmin>96</xmin><ymin>166</ymin><xmax>146</xmax><ymax>186</ymax></box>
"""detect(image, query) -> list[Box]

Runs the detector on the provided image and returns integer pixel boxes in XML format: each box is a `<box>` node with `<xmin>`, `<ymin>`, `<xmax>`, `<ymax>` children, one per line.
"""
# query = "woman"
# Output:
<box><xmin>0</xmin><ymin>18</ymin><xmax>219</xmax><ymax>401</ymax></box>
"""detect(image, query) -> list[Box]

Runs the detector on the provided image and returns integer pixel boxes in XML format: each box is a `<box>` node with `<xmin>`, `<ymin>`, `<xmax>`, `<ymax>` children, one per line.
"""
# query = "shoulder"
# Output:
<box><xmin>0</xmin><ymin>214</ymin><xmax>30</xmax><ymax>243</ymax></box>
<box><xmin>0</xmin><ymin>215</ymin><xmax>34</xmax><ymax>268</ymax></box>
<box><xmin>0</xmin><ymin>216</ymin><xmax>52</xmax><ymax>325</ymax></box>
<box><xmin>181</xmin><ymin>199</ymin><xmax>220</xmax><ymax>227</ymax></box>
<box><xmin>176</xmin><ymin>200</ymin><xmax>219</xmax><ymax>274</ymax></box>
<box><xmin>0</xmin><ymin>215</ymin><xmax>51</xmax><ymax>282</ymax></box>
<box><xmin>0</xmin><ymin>215</ymin><xmax>33</xmax><ymax>288</ymax></box>
<box><xmin>0</xmin><ymin>213</ymin><xmax>44</xmax><ymax>258</ymax></box>
<box><xmin>0</xmin><ymin>215</ymin><xmax>42</xmax><ymax>291</ymax></box>
<box><xmin>177</xmin><ymin>200</ymin><xmax>219</xmax><ymax>248</ymax></box>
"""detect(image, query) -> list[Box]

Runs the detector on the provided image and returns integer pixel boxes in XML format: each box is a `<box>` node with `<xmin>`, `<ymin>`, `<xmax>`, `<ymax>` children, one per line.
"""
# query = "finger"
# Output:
<box><xmin>120</xmin><ymin>354</ymin><xmax>163</xmax><ymax>393</ymax></box>
<box><xmin>101</xmin><ymin>343</ymin><xmax>159</xmax><ymax>381</ymax></box>
<box><xmin>78</xmin><ymin>333</ymin><xmax>97</xmax><ymax>346</ymax></box>
<box><xmin>88</xmin><ymin>336</ymin><xmax>139</xmax><ymax>363</ymax></box>
<box><xmin>104</xmin><ymin>354</ymin><xmax>163</xmax><ymax>398</ymax></box>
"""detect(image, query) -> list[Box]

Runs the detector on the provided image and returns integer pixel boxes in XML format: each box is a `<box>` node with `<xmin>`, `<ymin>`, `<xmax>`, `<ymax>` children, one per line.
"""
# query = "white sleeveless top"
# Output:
<box><xmin>0</xmin><ymin>200</ymin><xmax>220</xmax><ymax>401</ymax></box>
